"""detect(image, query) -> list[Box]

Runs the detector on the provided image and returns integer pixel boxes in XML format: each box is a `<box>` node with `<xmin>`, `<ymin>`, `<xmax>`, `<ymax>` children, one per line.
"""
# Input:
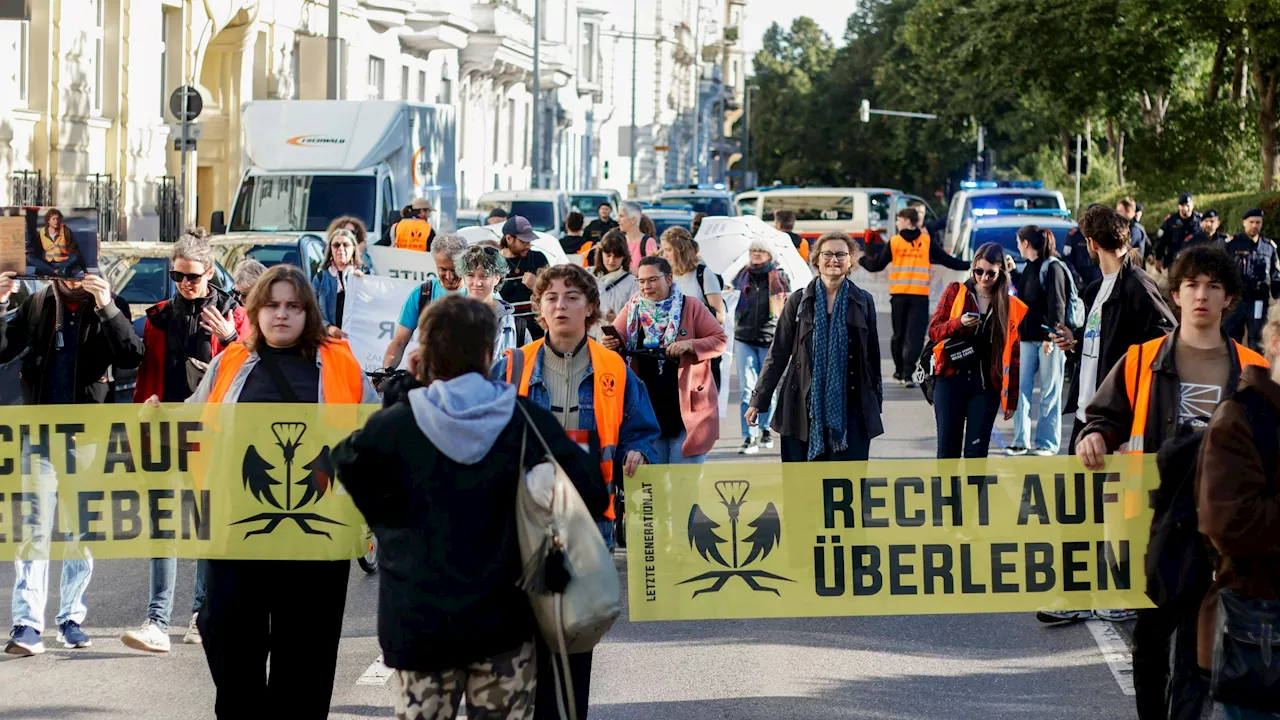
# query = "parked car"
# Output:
<box><xmin>954</xmin><ymin>214</ymin><xmax>1078</xmax><ymax>270</ymax></box>
<box><xmin>654</xmin><ymin>186</ymin><xmax>736</xmax><ymax>217</ymax></box>
<box><xmin>476</xmin><ymin>189</ymin><xmax>571</xmax><ymax>234</ymax></box>
<box><xmin>570</xmin><ymin>189</ymin><xmax>623</xmax><ymax>216</ymax></box>
<box><xmin>639</xmin><ymin>205</ymin><xmax>696</xmax><ymax>237</ymax></box>
<box><xmin>210</xmin><ymin>233</ymin><xmax>328</xmax><ymax>281</ymax></box>
<box><xmin>734</xmin><ymin>186</ymin><xmax>938</xmax><ymax>246</ymax></box>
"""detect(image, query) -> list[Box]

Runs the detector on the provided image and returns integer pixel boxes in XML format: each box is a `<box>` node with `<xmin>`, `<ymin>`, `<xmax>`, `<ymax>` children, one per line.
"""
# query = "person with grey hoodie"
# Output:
<box><xmin>332</xmin><ymin>294</ymin><xmax>606</xmax><ymax>720</ymax></box>
<box><xmin>457</xmin><ymin>244</ymin><xmax>529</xmax><ymax>361</ymax></box>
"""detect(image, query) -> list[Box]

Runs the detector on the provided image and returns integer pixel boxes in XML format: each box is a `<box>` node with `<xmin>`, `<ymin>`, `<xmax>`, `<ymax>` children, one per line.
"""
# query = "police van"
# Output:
<box><xmin>733</xmin><ymin>186</ymin><xmax>939</xmax><ymax>246</ymax></box>
<box><xmin>942</xmin><ymin>181</ymin><xmax>1068</xmax><ymax>255</ymax></box>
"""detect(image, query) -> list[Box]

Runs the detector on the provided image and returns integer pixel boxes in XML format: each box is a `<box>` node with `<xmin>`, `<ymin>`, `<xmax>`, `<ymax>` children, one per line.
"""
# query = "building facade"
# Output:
<box><xmin>0</xmin><ymin>0</ymin><xmax>745</xmax><ymax>241</ymax></box>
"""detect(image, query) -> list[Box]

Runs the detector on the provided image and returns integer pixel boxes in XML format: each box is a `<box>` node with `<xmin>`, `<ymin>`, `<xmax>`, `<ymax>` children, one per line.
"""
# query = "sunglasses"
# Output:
<box><xmin>170</xmin><ymin>270</ymin><xmax>207</xmax><ymax>284</ymax></box>
<box><xmin>973</xmin><ymin>268</ymin><xmax>999</xmax><ymax>279</ymax></box>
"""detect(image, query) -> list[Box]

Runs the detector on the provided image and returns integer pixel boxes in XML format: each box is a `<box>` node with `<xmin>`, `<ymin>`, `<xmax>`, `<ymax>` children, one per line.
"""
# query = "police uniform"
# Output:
<box><xmin>1223</xmin><ymin>218</ymin><xmax>1280</xmax><ymax>352</ymax></box>
<box><xmin>1061</xmin><ymin>226</ymin><xmax>1101</xmax><ymax>288</ymax></box>
<box><xmin>1156</xmin><ymin>211</ymin><xmax>1202</xmax><ymax>266</ymax></box>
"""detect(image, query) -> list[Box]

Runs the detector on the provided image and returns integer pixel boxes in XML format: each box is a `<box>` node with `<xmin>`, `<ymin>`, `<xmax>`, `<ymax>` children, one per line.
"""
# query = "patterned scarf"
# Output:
<box><xmin>625</xmin><ymin>282</ymin><xmax>685</xmax><ymax>351</ymax></box>
<box><xmin>733</xmin><ymin>261</ymin><xmax>791</xmax><ymax>320</ymax></box>
<box><xmin>51</xmin><ymin>280</ymin><xmax>94</xmax><ymax>334</ymax></box>
<box><xmin>807</xmin><ymin>280</ymin><xmax>849</xmax><ymax>460</ymax></box>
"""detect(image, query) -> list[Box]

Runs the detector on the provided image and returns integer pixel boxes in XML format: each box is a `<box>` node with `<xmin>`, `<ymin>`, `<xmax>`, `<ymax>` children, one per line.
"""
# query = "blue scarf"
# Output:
<box><xmin>807</xmin><ymin>280</ymin><xmax>849</xmax><ymax>460</ymax></box>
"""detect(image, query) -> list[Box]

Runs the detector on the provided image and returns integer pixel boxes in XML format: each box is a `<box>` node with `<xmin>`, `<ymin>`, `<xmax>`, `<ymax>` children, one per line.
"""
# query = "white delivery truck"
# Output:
<box><xmin>210</xmin><ymin>100</ymin><xmax>457</xmax><ymax>252</ymax></box>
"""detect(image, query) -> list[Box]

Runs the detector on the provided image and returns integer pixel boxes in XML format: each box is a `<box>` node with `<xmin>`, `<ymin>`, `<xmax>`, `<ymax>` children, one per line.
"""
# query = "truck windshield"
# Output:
<box><xmin>509</xmin><ymin>201</ymin><xmax>556</xmax><ymax>232</ymax></box>
<box><xmin>229</xmin><ymin>175</ymin><xmax>376</xmax><ymax>233</ymax></box>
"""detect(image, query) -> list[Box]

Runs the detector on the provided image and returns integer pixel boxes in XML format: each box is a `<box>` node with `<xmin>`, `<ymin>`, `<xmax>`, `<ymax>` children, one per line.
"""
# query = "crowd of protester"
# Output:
<box><xmin>1</xmin><ymin>193</ymin><xmax>1277</xmax><ymax>720</ymax></box>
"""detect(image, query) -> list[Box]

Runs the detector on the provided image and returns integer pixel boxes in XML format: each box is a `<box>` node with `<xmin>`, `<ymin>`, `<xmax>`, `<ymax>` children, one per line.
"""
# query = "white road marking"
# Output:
<box><xmin>1086</xmin><ymin>619</ymin><xmax>1135</xmax><ymax>696</ymax></box>
<box><xmin>357</xmin><ymin>654</ymin><xmax>394</xmax><ymax>686</ymax></box>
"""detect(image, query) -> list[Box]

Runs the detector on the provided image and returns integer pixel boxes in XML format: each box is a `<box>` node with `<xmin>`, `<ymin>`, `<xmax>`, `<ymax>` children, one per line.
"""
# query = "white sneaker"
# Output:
<box><xmin>1093</xmin><ymin>609</ymin><xmax>1137</xmax><ymax>622</ymax></box>
<box><xmin>1031</xmin><ymin>449</ymin><xmax>1057</xmax><ymax>457</ymax></box>
<box><xmin>183</xmin><ymin>614</ymin><xmax>202</xmax><ymax>645</ymax></box>
<box><xmin>120</xmin><ymin>622</ymin><xmax>171</xmax><ymax>653</ymax></box>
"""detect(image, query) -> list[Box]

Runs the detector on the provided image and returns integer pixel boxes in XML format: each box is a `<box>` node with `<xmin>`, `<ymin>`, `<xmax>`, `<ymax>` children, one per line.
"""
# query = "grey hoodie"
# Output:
<box><xmin>408</xmin><ymin>372</ymin><xmax>517</xmax><ymax>464</ymax></box>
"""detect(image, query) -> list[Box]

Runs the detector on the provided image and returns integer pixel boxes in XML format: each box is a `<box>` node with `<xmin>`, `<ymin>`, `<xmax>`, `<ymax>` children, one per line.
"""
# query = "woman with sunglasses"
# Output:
<box><xmin>745</xmin><ymin>232</ymin><xmax>884</xmax><ymax>462</ymax></box>
<box><xmin>311</xmin><ymin>227</ymin><xmax>365</xmax><ymax>339</ymax></box>
<box><xmin>927</xmin><ymin>242</ymin><xmax>1028</xmax><ymax>459</ymax></box>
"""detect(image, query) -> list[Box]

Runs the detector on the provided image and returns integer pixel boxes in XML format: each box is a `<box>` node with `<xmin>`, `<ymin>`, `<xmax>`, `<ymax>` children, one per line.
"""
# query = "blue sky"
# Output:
<box><xmin>742</xmin><ymin>2</ymin><xmax>852</xmax><ymax>58</ymax></box>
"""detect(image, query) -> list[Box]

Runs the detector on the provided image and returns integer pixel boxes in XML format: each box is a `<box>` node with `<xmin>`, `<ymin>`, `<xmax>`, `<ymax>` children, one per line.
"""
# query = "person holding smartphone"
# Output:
<box><xmin>927</xmin><ymin>242</ymin><xmax>1028</xmax><ymax>459</ymax></box>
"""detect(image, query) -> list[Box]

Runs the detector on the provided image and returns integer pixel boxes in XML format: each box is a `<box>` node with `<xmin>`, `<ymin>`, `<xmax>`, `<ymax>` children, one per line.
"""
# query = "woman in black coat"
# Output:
<box><xmin>332</xmin><ymin>294</ymin><xmax>606</xmax><ymax>720</ymax></box>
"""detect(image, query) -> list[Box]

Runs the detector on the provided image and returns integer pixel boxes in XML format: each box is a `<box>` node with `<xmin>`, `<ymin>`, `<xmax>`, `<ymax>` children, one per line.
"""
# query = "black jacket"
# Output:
<box><xmin>584</xmin><ymin>218</ymin><xmax>618</xmax><ymax>243</ymax></box>
<box><xmin>1062</xmin><ymin>256</ymin><xmax>1175</xmax><ymax>416</ymax></box>
<box><xmin>331</xmin><ymin>397</ymin><xmax>607</xmax><ymax>672</ymax></box>
<box><xmin>1223</xmin><ymin>233</ymin><xmax>1280</xmax><ymax>302</ymax></box>
<box><xmin>1062</xmin><ymin>227</ymin><xmax>1101</xmax><ymax>289</ymax></box>
<box><xmin>1013</xmin><ymin>257</ymin><xmax>1067</xmax><ymax>342</ymax></box>
<box><xmin>733</xmin><ymin>265</ymin><xmax>781</xmax><ymax>347</ymax></box>
<box><xmin>750</xmin><ymin>279</ymin><xmax>884</xmax><ymax>441</ymax></box>
<box><xmin>1129</xmin><ymin>220</ymin><xmax>1151</xmax><ymax>260</ymax></box>
<box><xmin>0</xmin><ymin>288</ymin><xmax>143</xmax><ymax>404</ymax></box>
<box><xmin>1157</xmin><ymin>212</ymin><xmax>1203</xmax><ymax>266</ymax></box>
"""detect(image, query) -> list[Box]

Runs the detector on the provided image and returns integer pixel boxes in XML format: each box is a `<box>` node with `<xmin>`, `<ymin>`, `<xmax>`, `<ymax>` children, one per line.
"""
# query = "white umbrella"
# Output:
<box><xmin>698</xmin><ymin>215</ymin><xmax>813</xmax><ymax>290</ymax></box>
<box><xmin>455</xmin><ymin>225</ymin><xmax>569</xmax><ymax>266</ymax></box>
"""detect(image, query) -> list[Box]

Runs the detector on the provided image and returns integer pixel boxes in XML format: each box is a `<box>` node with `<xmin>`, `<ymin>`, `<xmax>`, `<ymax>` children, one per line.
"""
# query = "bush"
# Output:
<box><xmin>1139</xmin><ymin>191</ymin><xmax>1280</xmax><ymax>237</ymax></box>
<box><xmin>1126</xmin><ymin>102</ymin><xmax>1262</xmax><ymax>199</ymax></box>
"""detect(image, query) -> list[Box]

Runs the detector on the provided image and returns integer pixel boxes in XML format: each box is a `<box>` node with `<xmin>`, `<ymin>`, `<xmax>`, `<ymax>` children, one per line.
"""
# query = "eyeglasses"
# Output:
<box><xmin>819</xmin><ymin>251</ymin><xmax>850</xmax><ymax>261</ymax></box>
<box><xmin>330</xmin><ymin>241</ymin><xmax>354</xmax><ymax>249</ymax></box>
<box><xmin>973</xmin><ymin>268</ymin><xmax>999</xmax><ymax>279</ymax></box>
<box><xmin>169</xmin><ymin>270</ymin><xmax>206</xmax><ymax>284</ymax></box>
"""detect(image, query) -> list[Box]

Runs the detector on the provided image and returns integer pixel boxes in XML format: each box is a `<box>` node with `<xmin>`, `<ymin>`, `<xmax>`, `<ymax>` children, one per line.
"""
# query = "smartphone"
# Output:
<box><xmin>963</xmin><ymin>312</ymin><xmax>980</xmax><ymax>319</ymax></box>
<box><xmin>1041</xmin><ymin>323</ymin><xmax>1060</xmax><ymax>337</ymax></box>
<box><xmin>601</xmin><ymin>325</ymin><xmax>624</xmax><ymax>342</ymax></box>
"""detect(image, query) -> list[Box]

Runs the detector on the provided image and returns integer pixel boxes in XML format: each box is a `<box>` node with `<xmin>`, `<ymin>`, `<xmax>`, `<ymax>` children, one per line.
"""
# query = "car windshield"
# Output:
<box><xmin>969</xmin><ymin>194</ymin><xmax>1062</xmax><ymax>215</ymax></box>
<box><xmin>652</xmin><ymin>216</ymin><xmax>692</xmax><ymax>236</ymax></box>
<box><xmin>508</xmin><ymin>201</ymin><xmax>557</xmax><ymax>232</ymax></box>
<box><xmin>762</xmin><ymin>195</ymin><xmax>854</xmax><ymax>223</ymax></box>
<box><xmin>659</xmin><ymin>194</ymin><xmax>731</xmax><ymax>216</ymax></box>
<box><xmin>109</xmin><ymin>257</ymin><xmax>170</xmax><ymax>305</ymax></box>
<box><xmin>229</xmin><ymin>175</ymin><xmax>376</xmax><ymax>233</ymax></box>
<box><xmin>973</xmin><ymin>224</ymin><xmax>1074</xmax><ymax>256</ymax></box>
<box><xmin>571</xmin><ymin>194</ymin><xmax>613</xmax><ymax>214</ymax></box>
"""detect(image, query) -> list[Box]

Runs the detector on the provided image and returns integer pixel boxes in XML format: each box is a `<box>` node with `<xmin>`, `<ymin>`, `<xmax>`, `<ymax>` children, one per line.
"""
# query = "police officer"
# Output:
<box><xmin>1223</xmin><ymin>208</ymin><xmax>1280</xmax><ymax>351</ymax></box>
<box><xmin>1118</xmin><ymin>197</ymin><xmax>1149</xmax><ymax>261</ymax></box>
<box><xmin>1061</xmin><ymin>203</ymin><xmax>1102</xmax><ymax>288</ymax></box>
<box><xmin>1155</xmin><ymin>192</ymin><xmax>1201</xmax><ymax>270</ymax></box>
<box><xmin>1185</xmin><ymin>209</ymin><xmax>1230</xmax><ymax>254</ymax></box>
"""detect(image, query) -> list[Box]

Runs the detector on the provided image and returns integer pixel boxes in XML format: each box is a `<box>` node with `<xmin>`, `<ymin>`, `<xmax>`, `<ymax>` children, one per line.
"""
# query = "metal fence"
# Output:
<box><xmin>156</xmin><ymin>176</ymin><xmax>180</xmax><ymax>242</ymax></box>
<box><xmin>88</xmin><ymin>172</ymin><xmax>120</xmax><ymax>242</ymax></box>
<box><xmin>9</xmin><ymin>169</ymin><xmax>52</xmax><ymax>207</ymax></box>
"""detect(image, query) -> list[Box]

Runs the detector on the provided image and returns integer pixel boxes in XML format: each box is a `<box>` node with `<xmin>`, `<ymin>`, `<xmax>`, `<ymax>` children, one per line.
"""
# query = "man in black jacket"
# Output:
<box><xmin>1155</xmin><ymin>193</ymin><xmax>1202</xmax><ymax>271</ymax></box>
<box><xmin>1186</xmin><ymin>209</ymin><xmax>1230</xmax><ymax>255</ymax></box>
<box><xmin>0</xmin><ymin>271</ymin><xmax>144</xmax><ymax>656</ymax></box>
<box><xmin>1222</xmin><ymin>208</ymin><xmax>1280</xmax><ymax>352</ymax></box>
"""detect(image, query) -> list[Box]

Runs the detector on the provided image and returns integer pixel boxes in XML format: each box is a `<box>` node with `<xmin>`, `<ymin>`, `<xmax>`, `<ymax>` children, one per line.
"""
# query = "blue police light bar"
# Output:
<box><xmin>960</xmin><ymin>180</ymin><xmax>1046</xmax><ymax>190</ymax></box>
<box><xmin>972</xmin><ymin>208</ymin><xmax>1072</xmax><ymax>218</ymax></box>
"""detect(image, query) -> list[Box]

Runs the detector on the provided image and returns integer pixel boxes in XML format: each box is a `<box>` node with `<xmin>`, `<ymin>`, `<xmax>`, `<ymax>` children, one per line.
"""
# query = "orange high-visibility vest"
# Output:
<box><xmin>505</xmin><ymin>337</ymin><xmax>626</xmax><ymax>521</ymax></box>
<box><xmin>394</xmin><ymin>219</ymin><xmax>433</xmax><ymax>251</ymax></box>
<box><xmin>888</xmin><ymin>232</ymin><xmax>933</xmax><ymax>296</ymax></box>
<box><xmin>1124</xmin><ymin>335</ymin><xmax>1269</xmax><ymax>453</ymax></box>
<box><xmin>933</xmin><ymin>284</ymin><xmax>1028</xmax><ymax>414</ymax></box>
<box><xmin>207</xmin><ymin>341</ymin><xmax>366</xmax><ymax>404</ymax></box>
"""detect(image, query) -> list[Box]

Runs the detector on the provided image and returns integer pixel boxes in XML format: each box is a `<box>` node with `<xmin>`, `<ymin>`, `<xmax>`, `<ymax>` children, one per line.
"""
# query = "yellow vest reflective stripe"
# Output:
<box><xmin>889</xmin><ymin>233</ymin><xmax>932</xmax><ymax>296</ymax></box>
<box><xmin>934</xmin><ymin>284</ymin><xmax>1027</xmax><ymax>413</ymax></box>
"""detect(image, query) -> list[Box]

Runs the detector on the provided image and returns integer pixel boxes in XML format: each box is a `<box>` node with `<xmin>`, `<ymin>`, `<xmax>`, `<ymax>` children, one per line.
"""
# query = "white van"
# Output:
<box><xmin>734</xmin><ymin>187</ymin><xmax>939</xmax><ymax>245</ymax></box>
<box><xmin>477</xmin><ymin>189</ymin><xmax>571</xmax><ymax>234</ymax></box>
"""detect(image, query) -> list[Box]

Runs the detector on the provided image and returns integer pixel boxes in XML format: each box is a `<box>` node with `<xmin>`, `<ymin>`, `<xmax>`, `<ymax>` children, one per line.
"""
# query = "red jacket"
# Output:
<box><xmin>927</xmin><ymin>280</ymin><xmax>1022</xmax><ymax>405</ymax></box>
<box><xmin>134</xmin><ymin>293</ymin><xmax>249</xmax><ymax>402</ymax></box>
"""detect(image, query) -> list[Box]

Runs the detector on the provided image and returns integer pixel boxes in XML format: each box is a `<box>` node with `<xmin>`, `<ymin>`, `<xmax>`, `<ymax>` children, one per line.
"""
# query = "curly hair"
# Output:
<box><xmin>455</xmin><ymin>244</ymin><xmax>509</xmax><ymax>277</ymax></box>
<box><xmin>531</xmin><ymin>264</ymin><xmax>602</xmax><ymax>330</ymax></box>
<box><xmin>1079</xmin><ymin>205</ymin><xmax>1129</xmax><ymax>252</ymax></box>
<box><xmin>1169</xmin><ymin>244</ymin><xmax>1242</xmax><ymax>309</ymax></box>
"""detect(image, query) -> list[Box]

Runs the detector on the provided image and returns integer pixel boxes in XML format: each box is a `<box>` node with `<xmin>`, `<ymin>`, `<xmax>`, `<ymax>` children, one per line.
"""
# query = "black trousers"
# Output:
<box><xmin>535</xmin><ymin>637</ymin><xmax>592</xmax><ymax>719</ymax></box>
<box><xmin>1132</xmin><ymin>601</ymin><xmax>1210</xmax><ymax>720</ymax></box>
<box><xmin>890</xmin><ymin>294</ymin><xmax>930</xmax><ymax>378</ymax></box>
<box><xmin>200</xmin><ymin>559</ymin><xmax>351</xmax><ymax>720</ymax></box>
<box><xmin>1224</xmin><ymin>299</ymin><xmax>1267</xmax><ymax>353</ymax></box>
<box><xmin>1067</xmin><ymin>416</ymin><xmax>1086</xmax><ymax>455</ymax></box>
<box><xmin>933</xmin><ymin>373</ymin><xmax>1001</xmax><ymax>458</ymax></box>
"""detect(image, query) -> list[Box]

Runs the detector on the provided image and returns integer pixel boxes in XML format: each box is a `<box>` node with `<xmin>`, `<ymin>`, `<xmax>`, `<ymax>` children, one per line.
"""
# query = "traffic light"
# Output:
<box><xmin>860</xmin><ymin>99</ymin><xmax>870</xmax><ymax>123</ymax></box>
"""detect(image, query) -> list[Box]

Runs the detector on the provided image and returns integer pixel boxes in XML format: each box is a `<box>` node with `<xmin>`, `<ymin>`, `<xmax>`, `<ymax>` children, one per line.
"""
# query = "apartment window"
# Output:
<box><xmin>506</xmin><ymin>99</ymin><xmax>515</xmax><ymax>165</ymax></box>
<box><xmin>417</xmin><ymin>70</ymin><xmax>427</xmax><ymax>102</ymax></box>
<box><xmin>158</xmin><ymin>15</ymin><xmax>167</xmax><ymax>114</ymax></box>
<box><xmin>580</xmin><ymin>22</ymin><xmax>598</xmax><ymax>84</ymax></box>
<box><xmin>400</xmin><ymin>66</ymin><xmax>410</xmax><ymax>100</ymax></box>
<box><xmin>18</xmin><ymin>20</ymin><xmax>29</xmax><ymax>104</ymax></box>
<box><xmin>291</xmin><ymin>41</ymin><xmax>301</xmax><ymax>99</ymax></box>
<box><xmin>730</xmin><ymin>59</ymin><xmax>740</xmax><ymax>88</ymax></box>
<box><xmin>523</xmin><ymin>103</ymin><xmax>530</xmax><ymax>166</ymax></box>
<box><xmin>493</xmin><ymin>101</ymin><xmax>500</xmax><ymax>163</ymax></box>
<box><xmin>438</xmin><ymin>69</ymin><xmax>453</xmax><ymax>105</ymax></box>
<box><xmin>92</xmin><ymin>0</ymin><xmax>106</xmax><ymax>113</ymax></box>
<box><xmin>367</xmin><ymin>57</ymin><xmax>385</xmax><ymax>100</ymax></box>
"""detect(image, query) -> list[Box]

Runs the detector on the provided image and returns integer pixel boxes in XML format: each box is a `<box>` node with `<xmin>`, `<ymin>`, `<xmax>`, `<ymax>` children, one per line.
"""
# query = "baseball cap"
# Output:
<box><xmin>1178</xmin><ymin>192</ymin><xmax>1193</xmax><ymax>205</ymax></box>
<box><xmin>1202</xmin><ymin>209</ymin><xmax>1219</xmax><ymax>219</ymax></box>
<box><xmin>1244</xmin><ymin>208</ymin><xmax>1264</xmax><ymax>220</ymax></box>
<box><xmin>411</xmin><ymin>197</ymin><xmax>433</xmax><ymax>211</ymax></box>
<box><xmin>502</xmin><ymin>216</ymin><xmax>538</xmax><ymax>243</ymax></box>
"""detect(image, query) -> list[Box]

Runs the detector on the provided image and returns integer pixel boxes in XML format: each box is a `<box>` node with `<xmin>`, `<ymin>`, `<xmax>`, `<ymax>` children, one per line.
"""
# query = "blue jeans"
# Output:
<box><xmin>649</xmin><ymin>430</ymin><xmax>707</xmax><ymax>464</ymax></box>
<box><xmin>148</xmin><ymin>558</ymin><xmax>211</xmax><ymax>630</ymax></box>
<box><xmin>1223</xmin><ymin>705</ymin><xmax>1280</xmax><ymax>719</ymax></box>
<box><xmin>1012</xmin><ymin>341</ymin><xmax>1064</xmax><ymax>452</ymax></box>
<box><xmin>933</xmin><ymin>373</ymin><xmax>1001</xmax><ymax>458</ymax></box>
<box><xmin>735</xmin><ymin>341</ymin><xmax>771</xmax><ymax>437</ymax></box>
<box><xmin>11</xmin><ymin>453</ymin><xmax>93</xmax><ymax>634</ymax></box>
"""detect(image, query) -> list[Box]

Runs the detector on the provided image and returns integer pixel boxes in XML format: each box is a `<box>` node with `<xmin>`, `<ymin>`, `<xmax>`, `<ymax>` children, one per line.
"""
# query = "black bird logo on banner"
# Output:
<box><xmin>233</xmin><ymin>422</ymin><xmax>344</xmax><ymax>539</ymax></box>
<box><xmin>678</xmin><ymin>480</ymin><xmax>792</xmax><ymax>597</ymax></box>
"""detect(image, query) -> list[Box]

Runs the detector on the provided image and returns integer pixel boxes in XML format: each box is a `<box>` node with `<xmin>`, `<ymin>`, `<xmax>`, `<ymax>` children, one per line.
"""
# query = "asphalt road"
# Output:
<box><xmin>0</xmin><ymin>313</ymin><xmax>1149</xmax><ymax>720</ymax></box>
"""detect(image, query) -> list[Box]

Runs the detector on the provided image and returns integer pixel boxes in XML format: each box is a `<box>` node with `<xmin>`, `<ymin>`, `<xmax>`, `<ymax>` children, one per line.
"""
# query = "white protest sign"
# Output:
<box><xmin>367</xmin><ymin>245</ymin><xmax>438</xmax><ymax>283</ymax></box>
<box><xmin>341</xmin><ymin>273</ymin><xmax>422</xmax><ymax>372</ymax></box>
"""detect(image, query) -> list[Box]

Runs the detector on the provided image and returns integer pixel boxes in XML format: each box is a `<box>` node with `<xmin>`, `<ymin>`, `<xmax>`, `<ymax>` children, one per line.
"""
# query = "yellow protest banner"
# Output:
<box><xmin>0</xmin><ymin>403</ymin><xmax>376</xmax><ymax>561</ymax></box>
<box><xmin>624</xmin><ymin>456</ymin><xmax>1157</xmax><ymax>620</ymax></box>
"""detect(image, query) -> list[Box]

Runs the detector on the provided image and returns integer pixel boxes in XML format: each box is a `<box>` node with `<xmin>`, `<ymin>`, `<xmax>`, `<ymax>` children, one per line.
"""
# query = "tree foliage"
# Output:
<box><xmin>747</xmin><ymin>0</ymin><xmax>1280</xmax><ymax>198</ymax></box>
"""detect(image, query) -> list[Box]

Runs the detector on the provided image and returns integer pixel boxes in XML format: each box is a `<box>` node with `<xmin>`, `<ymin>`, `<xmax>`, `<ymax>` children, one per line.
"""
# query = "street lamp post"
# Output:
<box><xmin>629</xmin><ymin>0</ymin><xmax>638</xmax><ymax>197</ymax></box>
<box><xmin>532</xmin><ymin>0</ymin><xmax>541</xmax><ymax>189</ymax></box>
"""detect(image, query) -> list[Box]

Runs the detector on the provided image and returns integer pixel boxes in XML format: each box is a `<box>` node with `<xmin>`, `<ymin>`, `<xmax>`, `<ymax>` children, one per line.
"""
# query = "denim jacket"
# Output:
<box><xmin>311</xmin><ymin>266</ymin><xmax>359</xmax><ymax>328</ymax></box>
<box><xmin>491</xmin><ymin>344</ymin><xmax>660</xmax><ymax>465</ymax></box>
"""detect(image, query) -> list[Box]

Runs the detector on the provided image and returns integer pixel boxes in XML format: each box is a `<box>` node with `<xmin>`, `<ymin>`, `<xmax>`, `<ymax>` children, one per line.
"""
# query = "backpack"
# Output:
<box><xmin>417</xmin><ymin>279</ymin><xmax>436</xmax><ymax>315</ymax></box>
<box><xmin>694</xmin><ymin>264</ymin><xmax>724</xmax><ymax>313</ymax></box>
<box><xmin>1144</xmin><ymin>388</ymin><xmax>1278</xmax><ymax>608</ymax></box>
<box><xmin>1040</xmin><ymin>256</ymin><xmax>1085</xmax><ymax>330</ymax></box>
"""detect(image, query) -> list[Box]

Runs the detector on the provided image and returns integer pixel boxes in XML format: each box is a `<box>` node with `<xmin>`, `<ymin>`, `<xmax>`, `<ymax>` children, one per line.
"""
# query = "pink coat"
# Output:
<box><xmin>613</xmin><ymin>294</ymin><xmax>727</xmax><ymax>458</ymax></box>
